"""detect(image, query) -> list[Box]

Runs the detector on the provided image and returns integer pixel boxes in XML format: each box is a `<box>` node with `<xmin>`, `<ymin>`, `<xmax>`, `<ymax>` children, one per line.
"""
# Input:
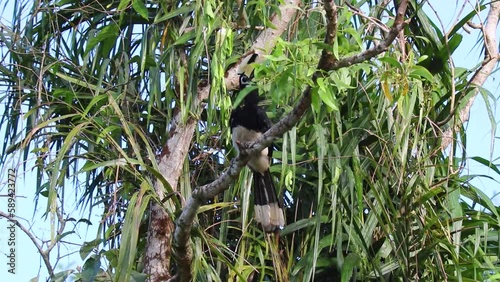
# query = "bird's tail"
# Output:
<box><xmin>253</xmin><ymin>170</ymin><xmax>285</xmax><ymax>232</ymax></box>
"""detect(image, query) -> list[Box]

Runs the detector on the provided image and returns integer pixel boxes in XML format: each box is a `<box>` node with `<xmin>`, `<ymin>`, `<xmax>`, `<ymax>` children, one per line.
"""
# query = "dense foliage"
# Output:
<box><xmin>1</xmin><ymin>0</ymin><xmax>500</xmax><ymax>281</ymax></box>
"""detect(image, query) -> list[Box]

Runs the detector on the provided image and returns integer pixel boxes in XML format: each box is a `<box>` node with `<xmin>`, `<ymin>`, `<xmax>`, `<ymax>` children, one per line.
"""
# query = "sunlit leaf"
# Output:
<box><xmin>132</xmin><ymin>0</ymin><xmax>149</xmax><ymax>20</ymax></box>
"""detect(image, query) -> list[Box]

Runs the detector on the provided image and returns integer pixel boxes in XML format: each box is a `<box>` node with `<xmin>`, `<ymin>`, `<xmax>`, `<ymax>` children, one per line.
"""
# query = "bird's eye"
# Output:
<box><xmin>239</xmin><ymin>75</ymin><xmax>250</xmax><ymax>87</ymax></box>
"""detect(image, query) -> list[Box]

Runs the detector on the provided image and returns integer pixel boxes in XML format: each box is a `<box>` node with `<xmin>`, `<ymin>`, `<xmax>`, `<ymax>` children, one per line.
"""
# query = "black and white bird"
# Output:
<box><xmin>230</xmin><ymin>54</ymin><xmax>285</xmax><ymax>232</ymax></box>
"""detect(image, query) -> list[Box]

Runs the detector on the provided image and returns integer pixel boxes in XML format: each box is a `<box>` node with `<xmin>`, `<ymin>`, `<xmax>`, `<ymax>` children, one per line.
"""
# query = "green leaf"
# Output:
<box><xmin>81</xmin><ymin>255</ymin><xmax>102</xmax><ymax>282</ymax></box>
<box><xmin>117</xmin><ymin>0</ymin><xmax>131</xmax><ymax>11</ymax></box>
<box><xmin>341</xmin><ymin>253</ymin><xmax>360</xmax><ymax>282</ymax></box>
<box><xmin>447</xmin><ymin>34</ymin><xmax>463</xmax><ymax>55</ymax></box>
<box><xmin>379</xmin><ymin>56</ymin><xmax>402</xmax><ymax>69</ymax></box>
<box><xmin>51</xmin><ymin>270</ymin><xmax>74</xmax><ymax>282</ymax></box>
<box><xmin>471</xmin><ymin>156</ymin><xmax>500</xmax><ymax>175</ymax></box>
<box><xmin>345</xmin><ymin>27</ymin><xmax>362</xmax><ymax>49</ymax></box>
<box><xmin>331</xmin><ymin>70</ymin><xmax>355</xmax><ymax>90</ymax></box>
<box><xmin>448</xmin><ymin>5</ymin><xmax>486</xmax><ymax>37</ymax></box>
<box><xmin>204</xmin><ymin>1</ymin><xmax>215</xmax><ymax>18</ymax></box>
<box><xmin>130</xmin><ymin>271</ymin><xmax>148</xmax><ymax>282</ymax></box>
<box><xmin>232</xmin><ymin>86</ymin><xmax>258</xmax><ymax>108</ymax></box>
<box><xmin>174</xmin><ymin>30</ymin><xmax>196</xmax><ymax>46</ymax></box>
<box><xmin>115</xmin><ymin>182</ymin><xmax>153</xmax><ymax>282</ymax></box>
<box><xmin>409</xmin><ymin>65</ymin><xmax>434</xmax><ymax>81</ymax></box>
<box><xmin>132</xmin><ymin>0</ymin><xmax>149</xmax><ymax>20</ymax></box>
<box><xmin>84</xmin><ymin>24</ymin><xmax>120</xmax><ymax>56</ymax></box>
<box><xmin>80</xmin><ymin>239</ymin><xmax>103</xmax><ymax>260</ymax></box>
<box><xmin>316</xmin><ymin>78</ymin><xmax>338</xmax><ymax>111</ymax></box>
<box><xmin>263</xmin><ymin>54</ymin><xmax>290</xmax><ymax>62</ymax></box>
<box><xmin>55</xmin><ymin>231</ymin><xmax>75</xmax><ymax>241</ymax></box>
<box><xmin>55</xmin><ymin>0</ymin><xmax>74</xmax><ymax>7</ymax></box>
<box><xmin>281</xmin><ymin>216</ymin><xmax>329</xmax><ymax>236</ymax></box>
<box><xmin>154</xmin><ymin>4</ymin><xmax>194</xmax><ymax>23</ymax></box>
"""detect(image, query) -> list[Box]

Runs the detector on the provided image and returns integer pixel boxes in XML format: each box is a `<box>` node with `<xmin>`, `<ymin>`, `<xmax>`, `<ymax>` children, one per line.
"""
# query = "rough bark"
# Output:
<box><xmin>441</xmin><ymin>2</ymin><xmax>500</xmax><ymax>149</ymax></box>
<box><xmin>144</xmin><ymin>121</ymin><xmax>196</xmax><ymax>281</ymax></box>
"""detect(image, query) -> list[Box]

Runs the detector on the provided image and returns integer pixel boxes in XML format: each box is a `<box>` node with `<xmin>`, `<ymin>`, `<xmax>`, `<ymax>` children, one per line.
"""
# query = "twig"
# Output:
<box><xmin>345</xmin><ymin>2</ymin><xmax>390</xmax><ymax>33</ymax></box>
<box><xmin>466</xmin><ymin>21</ymin><xmax>482</xmax><ymax>30</ymax></box>
<box><xmin>0</xmin><ymin>211</ymin><xmax>54</xmax><ymax>277</ymax></box>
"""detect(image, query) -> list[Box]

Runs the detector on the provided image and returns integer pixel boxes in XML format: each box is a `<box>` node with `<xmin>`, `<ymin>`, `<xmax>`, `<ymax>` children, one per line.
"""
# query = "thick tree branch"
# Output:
<box><xmin>171</xmin><ymin>1</ymin><xmax>409</xmax><ymax>281</ymax></box>
<box><xmin>145</xmin><ymin>116</ymin><xmax>195</xmax><ymax>281</ymax></box>
<box><xmin>441</xmin><ymin>2</ymin><xmax>500</xmax><ymax>149</ymax></box>
<box><xmin>323</xmin><ymin>0</ymin><xmax>408</xmax><ymax>71</ymax></box>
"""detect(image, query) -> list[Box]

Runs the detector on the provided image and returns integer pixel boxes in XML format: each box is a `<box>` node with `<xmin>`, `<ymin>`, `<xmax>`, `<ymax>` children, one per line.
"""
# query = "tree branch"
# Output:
<box><xmin>171</xmin><ymin>0</ymin><xmax>409</xmax><ymax>281</ymax></box>
<box><xmin>224</xmin><ymin>0</ymin><xmax>302</xmax><ymax>91</ymax></box>
<box><xmin>323</xmin><ymin>0</ymin><xmax>408</xmax><ymax>71</ymax></box>
<box><xmin>441</xmin><ymin>2</ymin><xmax>500</xmax><ymax>149</ymax></box>
<box><xmin>0</xmin><ymin>211</ymin><xmax>54</xmax><ymax>277</ymax></box>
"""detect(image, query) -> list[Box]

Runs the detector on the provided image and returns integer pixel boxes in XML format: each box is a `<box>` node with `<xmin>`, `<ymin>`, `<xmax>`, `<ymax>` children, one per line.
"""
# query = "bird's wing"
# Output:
<box><xmin>255</xmin><ymin>106</ymin><xmax>273</xmax><ymax>159</ymax></box>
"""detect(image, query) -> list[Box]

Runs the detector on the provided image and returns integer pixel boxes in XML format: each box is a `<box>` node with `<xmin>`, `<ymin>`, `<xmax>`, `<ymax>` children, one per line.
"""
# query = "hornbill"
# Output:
<box><xmin>230</xmin><ymin>54</ymin><xmax>285</xmax><ymax>232</ymax></box>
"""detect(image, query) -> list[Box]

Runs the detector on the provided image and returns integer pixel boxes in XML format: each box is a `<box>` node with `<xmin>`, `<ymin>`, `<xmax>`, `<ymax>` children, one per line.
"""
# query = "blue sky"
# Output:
<box><xmin>435</xmin><ymin>1</ymin><xmax>500</xmax><ymax>204</ymax></box>
<box><xmin>1</xmin><ymin>1</ymin><xmax>500</xmax><ymax>281</ymax></box>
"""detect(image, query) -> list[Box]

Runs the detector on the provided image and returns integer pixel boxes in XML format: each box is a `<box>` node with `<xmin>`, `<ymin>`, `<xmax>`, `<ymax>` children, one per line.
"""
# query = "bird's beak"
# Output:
<box><xmin>237</xmin><ymin>53</ymin><xmax>259</xmax><ymax>78</ymax></box>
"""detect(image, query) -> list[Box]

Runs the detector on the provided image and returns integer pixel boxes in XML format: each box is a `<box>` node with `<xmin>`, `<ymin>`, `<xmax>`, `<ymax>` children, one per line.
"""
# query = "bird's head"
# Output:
<box><xmin>237</xmin><ymin>53</ymin><xmax>258</xmax><ymax>87</ymax></box>
<box><xmin>232</xmin><ymin>54</ymin><xmax>260</xmax><ymax>106</ymax></box>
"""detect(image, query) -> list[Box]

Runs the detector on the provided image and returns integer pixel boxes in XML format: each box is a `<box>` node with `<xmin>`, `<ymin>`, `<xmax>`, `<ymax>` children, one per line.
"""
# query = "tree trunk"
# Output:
<box><xmin>144</xmin><ymin>117</ymin><xmax>198</xmax><ymax>281</ymax></box>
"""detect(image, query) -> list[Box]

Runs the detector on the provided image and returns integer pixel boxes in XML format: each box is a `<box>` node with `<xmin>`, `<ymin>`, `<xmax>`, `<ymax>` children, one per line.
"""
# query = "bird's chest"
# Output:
<box><xmin>230</xmin><ymin>106</ymin><xmax>264</xmax><ymax>132</ymax></box>
<box><xmin>231</xmin><ymin>126</ymin><xmax>263</xmax><ymax>145</ymax></box>
<box><xmin>231</xmin><ymin>126</ymin><xmax>269</xmax><ymax>172</ymax></box>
